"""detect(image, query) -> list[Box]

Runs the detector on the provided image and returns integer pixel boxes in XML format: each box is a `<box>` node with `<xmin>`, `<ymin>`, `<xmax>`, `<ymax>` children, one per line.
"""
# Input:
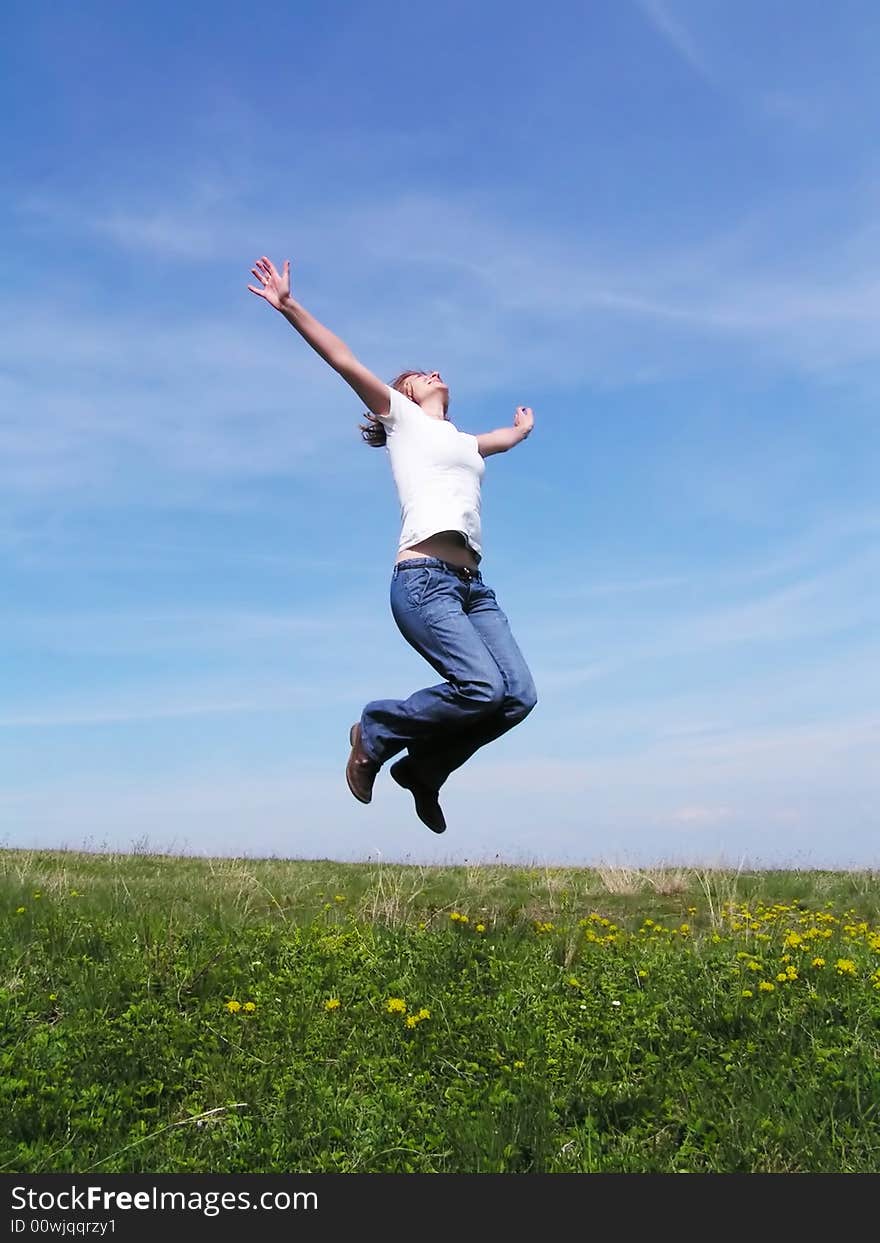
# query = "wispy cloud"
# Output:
<box><xmin>8</xmin><ymin>174</ymin><xmax>880</xmax><ymax>533</ymax></box>
<box><xmin>666</xmin><ymin>805</ymin><xmax>734</xmax><ymax>827</ymax></box>
<box><xmin>0</xmin><ymin>699</ymin><xmax>295</xmax><ymax>729</ymax></box>
<box><xmin>0</xmin><ymin>669</ymin><xmax>379</xmax><ymax>731</ymax></box>
<box><xmin>532</xmin><ymin>545</ymin><xmax>880</xmax><ymax>693</ymax></box>
<box><xmin>635</xmin><ymin>0</ymin><xmax>716</xmax><ymax>84</ymax></box>
<box><xmin>541</xmin><ymin>505</ymin><xmax>880</xmax><ymax>598</ymax></box>
<box><xmin>2</xmin><ymin>605</ymin><xmax>358</xmax><ymax>653</ymax></box>
<box><xmin>456</xmin><ymin>714</ymin><xmax>880</xmax><ymax>796</ymax></box>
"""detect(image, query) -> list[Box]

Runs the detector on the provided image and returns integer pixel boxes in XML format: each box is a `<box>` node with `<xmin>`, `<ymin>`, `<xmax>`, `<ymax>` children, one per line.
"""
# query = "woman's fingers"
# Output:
<box><xmin>251</xmin><ymin>255</ymin><xmax>289</xmax><ymax>284</ymax></box>
<box><xmin>259</xmin><ymin>260</ymin><xmax>285</xmax><ymax>289</ymax></box>
<box><xmin>252</xmin><ymin>261</ymin><xmax>279</xmax><ymax>292</ymax></box>
<box><xmin>248</xmin><ymin>255</ymin><xmax>288</xmax><ymax>302</ymax></box>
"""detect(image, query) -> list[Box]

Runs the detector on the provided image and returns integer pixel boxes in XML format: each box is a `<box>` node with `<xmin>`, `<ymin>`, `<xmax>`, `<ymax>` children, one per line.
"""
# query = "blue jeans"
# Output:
<box><xmin>359</xmin><ymin>558</ymin><xmax>538</xmax><ymax>791</ymax></box>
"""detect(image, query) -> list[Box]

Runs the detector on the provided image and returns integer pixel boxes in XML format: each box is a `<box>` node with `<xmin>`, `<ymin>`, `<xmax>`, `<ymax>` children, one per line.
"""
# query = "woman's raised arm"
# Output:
<box><xmin>248</xmin><ymin>255</ymin><xmax>389</xmax><ymax>418</ymax></box>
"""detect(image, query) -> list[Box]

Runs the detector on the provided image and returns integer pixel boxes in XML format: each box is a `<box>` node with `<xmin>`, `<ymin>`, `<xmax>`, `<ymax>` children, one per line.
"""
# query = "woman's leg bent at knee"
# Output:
<box><xmin>359</xmin><ymin>563</ymin><xmax>507</xmax><ymax>767</ymax></box>
<box><xmin>404</xmin><ymin>577</ymin><xmax>537</xmax><ymax>789</ymax></box>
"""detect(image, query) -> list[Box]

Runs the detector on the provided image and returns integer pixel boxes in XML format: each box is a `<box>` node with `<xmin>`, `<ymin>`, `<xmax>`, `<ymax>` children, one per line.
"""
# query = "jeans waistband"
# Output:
<box><xmin>393</xmin><ymin>557</ymin><xmax>482</xmax><ymax>581</ymax></box>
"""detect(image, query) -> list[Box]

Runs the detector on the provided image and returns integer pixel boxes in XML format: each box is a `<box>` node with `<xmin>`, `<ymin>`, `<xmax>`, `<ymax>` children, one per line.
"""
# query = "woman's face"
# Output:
<box><xmin>404</xmin><ymin>371</ymin><xmax>449</xmax><ymax>413</ymax></box>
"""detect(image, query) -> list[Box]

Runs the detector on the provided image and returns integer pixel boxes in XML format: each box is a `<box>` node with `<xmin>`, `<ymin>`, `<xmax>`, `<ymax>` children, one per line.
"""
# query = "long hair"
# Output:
<box><xmin>359</xmin><ymin>371</ymin><xmax>424</xmax><ymax>448</ymax></box>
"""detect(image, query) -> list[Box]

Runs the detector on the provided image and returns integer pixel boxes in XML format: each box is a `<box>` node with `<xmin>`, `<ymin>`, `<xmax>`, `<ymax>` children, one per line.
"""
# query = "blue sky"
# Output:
<box><xmin>1</xmin><ymin>0</ymin><xmax>877</xmax><ymax>867</ymax></box>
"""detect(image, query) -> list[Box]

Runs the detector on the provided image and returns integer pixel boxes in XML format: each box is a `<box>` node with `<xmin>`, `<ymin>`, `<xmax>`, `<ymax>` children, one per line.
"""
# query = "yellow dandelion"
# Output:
<box><xmin>15</xmin><ymin>906</ymin><xmax>25</xmax><ymax>914</ymax></box>
<box><xmin>811</xmin><ymin>957</ymin><xmax>825</xmax><ymax>968</ymax></box>
<box><xmin>324</xmin><ymin>998</ymin><xmax>341</xmax><ymax>1011</ymax></box>
<box><xmin>747</xmin><ymin>961</ymin><xmax>761</xmax><ymax>972</ymax></box>
<box><xmin>243</xmin><ymin>1001</ymin><xmax>256</xmax><ymax>1012</ymax></box>
<box><xmin>741</xmin><ymin>989</ymin><xmax>754</xmax><ymax>998</ymax></box>
<box><xmin>334</xmin><ymin>895</ymin><xmax>346</xmax><ymax>903</ymax></box>
<box><xmin>417</xmin><ymin>1007</ymin><xmax>430</xmax><ymax>1020</ymax></box>
<box><xmin>776</xmin><ymin>972</ymin><xmax>788</xmax><ymax>983</ymax></box>
<box><xmin>405</xmin><ymin>1015</ymin><xmax>418</xmax><ymax>1029</ymax></box>
<box><xmin>679</xmin><ymin>923</ymin><xmax>690</xmax><ymax>935</ymax></box>
<box><xmin>225</xmin><ymin>1000</ymin><xmax>242</xmax><ymax>1013</ymax></box>
<box><xmin>475</xmin><ymin>923</ymin><xmax>486</xmax><ymax>933</ymax></box>
<box><xmin>385</xmin><ymin>997</ymin><xmax>406</xmax><ymax>1014</ymax></box>
<box><xmin>513</xmin><ymin>1060</ymin><xmax>525</xmax><ymax>1069</ymax></box>
<box><xmin>450</xmin><ymin>912</ymin><xmax>462</xmax><ymax>922</ymax></box>
<box><xmin>637</xmin><ymin>969</ymin><xmax>648</xmax><ymax>979</ymax></box>
<box><xmin>836</xmin><ymin>959</ymin><xmax>856</xmax><ymax>976</ymax></box>
<box><xmin>758</xmin><ymin>981</ymin><xmax>775</xmax><ymax>993</ymax></box>
<box><xmin>567</xmin><ymin>976</ymin><xmax>580</xmax><ymax>987</ymax></box>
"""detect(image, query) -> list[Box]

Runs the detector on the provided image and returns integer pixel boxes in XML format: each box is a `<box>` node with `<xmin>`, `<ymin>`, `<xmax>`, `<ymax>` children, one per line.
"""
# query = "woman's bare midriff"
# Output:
<box><xmin>396</xmin><ymin>531</ymin><xmax>479</xmax><ymax>571</ymax></box>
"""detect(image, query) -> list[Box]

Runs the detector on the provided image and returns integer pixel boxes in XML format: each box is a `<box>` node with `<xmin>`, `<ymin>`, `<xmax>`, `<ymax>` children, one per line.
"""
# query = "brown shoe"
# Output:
<box><xmin>346</xmin><ymin>722</ymin><xmax>379</xmax><ymax>804</ymax></box>
<box><xmin>390</xmin><ymin>757</ymin><xmax>447</xmax><ymax>834</ymax></box>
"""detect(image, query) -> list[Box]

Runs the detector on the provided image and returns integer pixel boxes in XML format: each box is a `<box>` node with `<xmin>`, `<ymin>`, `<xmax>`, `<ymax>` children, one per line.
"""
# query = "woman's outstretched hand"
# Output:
<box><xmin>247</xmin><ymin>256</ymin><xmax>291</xmax><ymax>310</ymax></box>
<box><xmin>514</xmin><ymin>406</ymin><xmax>534</xmax><ymax>438</ymax></box>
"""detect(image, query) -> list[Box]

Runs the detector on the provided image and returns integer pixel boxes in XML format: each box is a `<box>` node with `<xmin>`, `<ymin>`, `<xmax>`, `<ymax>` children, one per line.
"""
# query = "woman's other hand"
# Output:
<box><xmin>247</xmin><ymin>256</ymin><xmax>291</xmax><ymax>310</ymax></box>
<box><xmin>514</xmin><ymin>406</ymin><xmax>534</xmax><ymax>438</ymax></box>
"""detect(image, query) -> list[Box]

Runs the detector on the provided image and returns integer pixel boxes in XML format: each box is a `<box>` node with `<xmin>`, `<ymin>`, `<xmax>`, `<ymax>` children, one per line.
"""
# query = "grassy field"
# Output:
<box><xmin>2</xmin><ymin>848</ymin><xmax>879</xmax><ymax>1173</ymax></box>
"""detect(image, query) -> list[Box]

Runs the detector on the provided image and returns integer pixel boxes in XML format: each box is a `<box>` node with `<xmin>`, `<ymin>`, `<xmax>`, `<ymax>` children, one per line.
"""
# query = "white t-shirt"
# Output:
<box><xmin>379</xmin><ymin>385</ymin><xmax>486</xmax><ymax>562</ymax></box>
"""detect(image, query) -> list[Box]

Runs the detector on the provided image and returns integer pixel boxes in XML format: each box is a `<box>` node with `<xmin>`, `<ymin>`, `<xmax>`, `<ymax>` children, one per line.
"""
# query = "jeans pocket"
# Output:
<box><xmin>400</xmin><ymin>567</ymin><xmax>436</xmax><ymax>609</ymax></box>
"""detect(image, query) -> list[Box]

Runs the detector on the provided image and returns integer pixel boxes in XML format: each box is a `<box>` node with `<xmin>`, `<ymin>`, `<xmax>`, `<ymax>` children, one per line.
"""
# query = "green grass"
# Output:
<box><xmin>2</xmin><ymin>848</ymin><xmax>879</xmax><ymax>1172</ymax></box>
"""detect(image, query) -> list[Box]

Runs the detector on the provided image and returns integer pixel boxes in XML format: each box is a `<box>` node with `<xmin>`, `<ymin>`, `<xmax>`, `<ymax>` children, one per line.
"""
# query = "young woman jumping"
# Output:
<box><xmin>248</xmin><ymin>255</ymin><xmax>537</xmax><ymax>834</ymax></box>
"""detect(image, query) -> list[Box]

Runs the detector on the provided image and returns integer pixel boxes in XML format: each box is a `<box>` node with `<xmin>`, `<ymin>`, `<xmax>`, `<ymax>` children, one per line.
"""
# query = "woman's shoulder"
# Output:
<box><xmin>386</xmin><ymin>386</ymin><xmax>423</xmax><ymax>422</ymax></box>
